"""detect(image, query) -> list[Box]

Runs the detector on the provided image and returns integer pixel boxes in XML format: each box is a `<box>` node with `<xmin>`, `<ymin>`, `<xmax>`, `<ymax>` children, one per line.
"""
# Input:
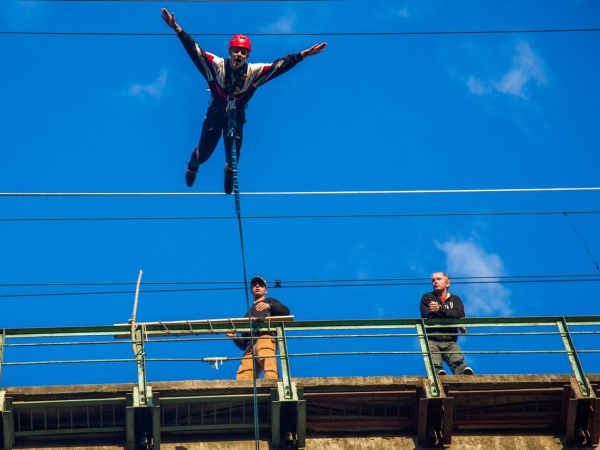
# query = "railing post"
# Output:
<box><xmin>0</xmin><ymin>329</ymin><xmax>5</xmax><ymax>387</ymax></box>
<box><xmin>276</xmin><ymin>324</ymin><xmax>293</xmax><ymax>400</ymax></box>
<box><xmin>133</xmin><ymin>328</ymin><xmax>148</xmax><ymax>407</ymax></box>
<box><xmin>416</xmin><ymin>321</ymin><xmax>453</xmax><ymax>447</ymax></box>
<box><xmin>1</xmin><ymin>394</ymin><xmax>14</xmax><ymax>450</ymax></box>
<box><xmin>556</xmin><ymin>318</ymin><xmax>592</xmax><ymax>397</ymax></box>
<box><xmin>270</xmin><ymin>388</ymin><xmax>281</xmax><ymax>449</ymax></box>
<box><xmin>557</xmin><ymin>318</ymin><xmax>597</xmax><ymax>446</ymax></box>
<box><xmin>271</xmin><ymin>323</ymin><xmax>305</xmax><ymax>449</ymax></box>
<box><xmin>151</xmin><ymin>392</ymin><xmax>161</xmax><ymax>450</ymax></box>
<box><xmin>125</xmin><ymin>393</ymin><xmax>135</xmax><ymax>450</ymax></box>
<box><xmin>416</xmin><ymin>321</ymin><xmax>441</xmax><ymax>398</ymax></box>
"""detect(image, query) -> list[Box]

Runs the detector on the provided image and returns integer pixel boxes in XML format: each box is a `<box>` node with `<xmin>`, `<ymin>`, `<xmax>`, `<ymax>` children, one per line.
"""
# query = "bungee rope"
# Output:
<box><xmin>227</xmin><ymin>97</ymin><xmax>261</xmax><ymax>449</ymax></box>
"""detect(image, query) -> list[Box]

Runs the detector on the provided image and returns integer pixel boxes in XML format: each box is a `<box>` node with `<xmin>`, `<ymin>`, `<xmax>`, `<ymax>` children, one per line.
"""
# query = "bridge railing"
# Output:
<box><xmin>1</xmin><ymin>316</ymin><xmax>599</xmax><ymax>399</ymax></box>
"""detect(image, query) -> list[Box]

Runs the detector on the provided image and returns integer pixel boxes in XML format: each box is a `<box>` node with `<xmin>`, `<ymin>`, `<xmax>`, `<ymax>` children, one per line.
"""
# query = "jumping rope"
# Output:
<box><xmin>227</xmin><ymin>97</ymin><xmax>261</xmax><ymax>449</ymax></box>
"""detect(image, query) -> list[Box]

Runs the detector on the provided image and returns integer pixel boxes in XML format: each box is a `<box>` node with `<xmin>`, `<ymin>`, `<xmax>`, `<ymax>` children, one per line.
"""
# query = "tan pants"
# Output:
<box><xmin>236</xmin><ymin>335</ymin><xmax>279</xmax><ymax>380</ymax></box>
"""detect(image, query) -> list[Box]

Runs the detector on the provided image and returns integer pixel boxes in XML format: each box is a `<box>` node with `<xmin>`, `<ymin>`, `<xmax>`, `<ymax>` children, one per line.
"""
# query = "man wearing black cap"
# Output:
<box><xmin>227</xmin><ymin>276</ymin><xmax>290</xmax><ymax>379</ymax></box>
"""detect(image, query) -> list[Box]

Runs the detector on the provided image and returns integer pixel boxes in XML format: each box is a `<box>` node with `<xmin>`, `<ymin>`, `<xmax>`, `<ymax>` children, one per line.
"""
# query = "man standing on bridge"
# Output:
<box><xmin>420</xmin><ymin>272</ymin><xmax>474</xmax><ymax>376</ymax></box>
<box><xmin>227</xmin><ymin>276</ymin><xmax>290</xmax><ymax>379</ymax></box>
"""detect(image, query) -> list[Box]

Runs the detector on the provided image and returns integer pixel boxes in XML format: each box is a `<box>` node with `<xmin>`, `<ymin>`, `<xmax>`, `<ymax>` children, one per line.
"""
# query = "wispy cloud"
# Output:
<box><xmin>495</xmin><ymin>41</ymin><xmax>547</xmax><ymax>97</ymax></box>
<box><xmin>466</xmin><ymin>40</ymin><xmax>547</xmax><ymax>99</ymax></box>
<box><xmin>397</xmin><ymin>6</ymin><xmax>409</xmax><ymax>18</ymax></box>
<box><xmin>261</xmin><ymin>10</ymin><xmax>297</xmax><ymax>34</ymax></box>
<box><xmin>128</xmin><ymin>71</ymin><xmax>167</xmax><ymax>98</ymax></box>
<box><xmin>435</xmin><ymin>239</ymin><xmax>512</xmax><ymax>316</ymax></box>
<box><xmin>351</xmin><ymin>243</ymin><xmax>371</xmax><ymax>280</ymax></box>
<box><xmin>393</xmin><ymin>0</ymin><xmax>434</xmax><ymax>19</ymax></box>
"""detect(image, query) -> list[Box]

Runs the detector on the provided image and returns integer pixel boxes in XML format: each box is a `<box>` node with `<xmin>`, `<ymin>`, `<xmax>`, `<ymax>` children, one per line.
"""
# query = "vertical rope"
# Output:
<box><xmin>228</xmin><ymin>98</ymin><xmax>261</xmax><ymax>449</ymax></box>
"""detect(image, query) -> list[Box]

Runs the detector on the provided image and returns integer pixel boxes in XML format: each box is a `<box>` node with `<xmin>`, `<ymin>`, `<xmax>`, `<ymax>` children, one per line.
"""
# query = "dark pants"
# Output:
<box><xmin>429</xmin><ymin>340</ymin><xmax>468</xmax><ymax>375</ymax></box>
<box><xmin>188</xmin><ymin>106</ymin><xmax>245</xmax><ymax>170</ymax></box>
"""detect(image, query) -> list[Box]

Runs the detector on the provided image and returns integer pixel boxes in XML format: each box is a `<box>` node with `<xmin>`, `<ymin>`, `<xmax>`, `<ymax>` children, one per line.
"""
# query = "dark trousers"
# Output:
<box><xmin>428</xmin><ymin>340</ymin><xmax>468</xmax><ymax>375</ymax></box>
<box><xmin>188</xmin><ymin>106</ymin><xmax>245</xmax><ymax>170</ymax></box>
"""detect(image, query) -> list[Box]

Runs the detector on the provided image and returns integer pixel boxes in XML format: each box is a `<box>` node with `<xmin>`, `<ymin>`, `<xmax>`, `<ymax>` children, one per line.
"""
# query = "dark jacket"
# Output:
<box><xmin>232</xmin><ymin>297</ymin><xmax>290</xmax><ymax>351</ymax></box>
<box><xmin>420</xmin><ymin>291</ymin><xmax>465</xmax><ymax>342</ymax></box>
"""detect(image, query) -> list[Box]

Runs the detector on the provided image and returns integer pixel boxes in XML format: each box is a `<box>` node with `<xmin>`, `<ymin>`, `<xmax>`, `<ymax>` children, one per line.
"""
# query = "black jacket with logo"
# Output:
<box><xmin>232</xmin><ymin>297</ymin><xmax>290</xmax><ymax>351</ymax></box>
<box><xmin>420</xmin><ymin>292</ymin><xmax>465</xmax><ymax>342</ymax></box>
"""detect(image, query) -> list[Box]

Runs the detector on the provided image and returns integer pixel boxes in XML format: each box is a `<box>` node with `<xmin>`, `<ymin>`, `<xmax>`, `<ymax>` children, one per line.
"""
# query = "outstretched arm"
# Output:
<box><xmin>300</xmin><ymin>42</ymin><xmax>327</xmax><ymax>59</ymax></box>
<box><xmin>161</xmin><ymin>8</ymin><xmax>182</xmax><ymax>34</ymax></box>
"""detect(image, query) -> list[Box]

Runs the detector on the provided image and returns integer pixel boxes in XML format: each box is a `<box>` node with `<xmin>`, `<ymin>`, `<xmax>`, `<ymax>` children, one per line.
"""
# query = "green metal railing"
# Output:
<box><xmin>1</xmin><ymin>316</ymin><xmax>599</xmax><ymax>398</ymax></box>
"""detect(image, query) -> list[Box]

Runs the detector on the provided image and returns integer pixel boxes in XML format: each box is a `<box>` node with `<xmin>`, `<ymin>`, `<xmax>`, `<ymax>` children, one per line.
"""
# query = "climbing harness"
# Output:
<box><xmin>225</xmin><ymin>63</ymin><xmax>249</xmax><ymax>97</ymax></box>
<box><xmin>227</xmin><ymin>96</ymin><xmax>261</xmax><ymax>449</ymax></box>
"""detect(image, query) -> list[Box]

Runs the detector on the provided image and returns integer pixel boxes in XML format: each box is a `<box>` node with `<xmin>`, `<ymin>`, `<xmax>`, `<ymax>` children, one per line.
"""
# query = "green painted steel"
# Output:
<box><xmin>556</xmin><ymin>318</ymin><xmax>595</xmax><ymax>398</ymax></box>
<box><xmin>0</xmin><ymin>315</ymin><xmax>599</xmax><ymax>398</ymax></box>
<box><xmin>277</xmin><ymin>324</ymin><xmax>294</xmax><ymax>400</ymax></box>
<box><xmin>3</xmin><ymin>358</ymin><xmax>136</xmax><ymax>366</ymax></box>
<box><xmin>2</xmin><ymin>315</ymin><xmax>599</xmax><ymax>337</ymax></box>
<box><xmin>416</xmin><ymin>321</ymin><xmax>441</xmax><ymax>398</ymax></box>
<box><xmin>0</xmin><ymin>330</ymin><xmax>5</xmax><ymax>385</ymax></box>
<box><xmin>2</xmin><ymin>397</ymin><xmax>14</xmax><ymax>450</ymax></box>
<box><xmin>133</xmin><ymin>328</ymin><xmax>149</xmax><ymax>406</ymax></box>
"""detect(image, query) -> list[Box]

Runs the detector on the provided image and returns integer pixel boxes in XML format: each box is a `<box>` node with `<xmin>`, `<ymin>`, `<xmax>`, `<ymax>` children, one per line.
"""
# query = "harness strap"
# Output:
<box><xmin>225</xmin><ymin>62</ymin><xmax>249</xmax><ymax>97</ymax></box>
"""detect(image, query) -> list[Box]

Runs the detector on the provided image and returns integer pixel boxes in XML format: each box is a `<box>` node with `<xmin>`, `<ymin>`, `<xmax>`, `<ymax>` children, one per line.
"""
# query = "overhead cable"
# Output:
<box><xmin>2</xmin><ymin>186</ymin><xmax>600</xmax><ymax>197</ymax></box>
<box><xmin>20</xmin><ymin>0</ymin><xmax>340</xmax><ymax>3</ymax></box>
<box><xmin>1</xmin><ymin>273</ymin><xmax>599</xmax><ymax>287</ymax></box>
<box><xmin>1</xmin><ymin>276</ymin><xmax>598</xmax><ymax>299</ymax></box>
<box><xmin>2</xmin><ymin>28</ymin><xmax>600</xmax><ymax>37</ymax></box>
<box><xmin>1</xmin><ymin>210</ymin><xmax>599</xmax><ymax>222</ymax></box>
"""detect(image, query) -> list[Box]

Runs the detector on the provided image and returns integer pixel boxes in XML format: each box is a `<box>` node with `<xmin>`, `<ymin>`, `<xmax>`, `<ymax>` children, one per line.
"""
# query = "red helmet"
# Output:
<box><xmin>229</xmin><ymin>34</ymin><xmax>252</xmax><ymax>52</ymax></box>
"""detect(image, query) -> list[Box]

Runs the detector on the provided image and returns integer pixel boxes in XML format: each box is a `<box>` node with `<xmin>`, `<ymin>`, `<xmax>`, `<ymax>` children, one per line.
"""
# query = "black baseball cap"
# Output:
<box><xmin>250</xmin><ymin>276</ymin><xmax>267</xmax><ymax>287</ymax></box>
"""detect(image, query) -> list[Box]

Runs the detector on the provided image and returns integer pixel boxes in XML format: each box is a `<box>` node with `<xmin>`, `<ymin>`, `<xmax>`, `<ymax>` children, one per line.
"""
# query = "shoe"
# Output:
<box><xmin>463</xmin><ymin>367</ymin><xmax>474</xmax><ymax>375</ymax></box>
<box><xmin>437</xmin><ymin>369</ymin><xmax>447</xmax><ymax>376</ymax></box>
<box><xmin>224</xmin><ymin>164</ymin><xmax>234</xmax><ymax>195</ymax></box>
<box><xmin>185</xmin><ymin>168</ymin><xmax>197</xmax><ymax>187</ymax></box>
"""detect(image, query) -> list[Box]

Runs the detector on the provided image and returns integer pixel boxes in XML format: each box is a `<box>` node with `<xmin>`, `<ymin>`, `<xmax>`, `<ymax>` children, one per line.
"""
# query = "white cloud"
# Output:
<box><xmin>462</xmin><ymin>40</ymin><xmax>547</xmax><ymax>99</ymax></box>
<box><xmin>435</xmin><ymin>239</ymin><xmax>512</xmax><ymax>316</ymax></box>
<box><xmin>128</xmin><ymin>71</ymin><xmax>167</xmax><ymax>98</ymax></box>
<box><xmin>261</xmin><ymin>11</ymin><xmax>296</xmax><ymax>34</ymax></box>
<box><xmin>495</xmin><ymin>41</ymin><xmax>547</xmax><ymax>98</ymax></box>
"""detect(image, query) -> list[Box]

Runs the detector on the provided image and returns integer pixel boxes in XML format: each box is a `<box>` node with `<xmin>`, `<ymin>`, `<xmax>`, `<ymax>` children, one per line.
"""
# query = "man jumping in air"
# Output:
<box><xmin>161</xmin><ymin>8</ymin><xmax>327</xmax><ymax>194</ymax></box>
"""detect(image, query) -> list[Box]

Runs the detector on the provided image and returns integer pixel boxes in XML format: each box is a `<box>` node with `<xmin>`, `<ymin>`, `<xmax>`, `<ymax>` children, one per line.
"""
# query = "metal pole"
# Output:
<box><xmin>416</xmin><ymin>321</ymin><xmax>441</xmax><ymax>398</ymax></box>
<box><xmin>276</xmin><ymin>324</ymin><xmax>293</xmax><ymax>400</ymax></box>
<box><xmin>131</xmin><ymin>270</ymin><xmax>143</xmax><ymax>324</ymax></box>
<box><xmin>134</xmin><ymin>329</ymin><xmax>148</xmax><ymax>406</ymax></box>
<box><xmin>0</xmin><ymin>329</ymin><xmax>5</xmax><ymax>387</ymax></box>
<box><xmin>557</xmin><ymin>318</ymin><xmax>593</xmax><ymax>397</ymax></box>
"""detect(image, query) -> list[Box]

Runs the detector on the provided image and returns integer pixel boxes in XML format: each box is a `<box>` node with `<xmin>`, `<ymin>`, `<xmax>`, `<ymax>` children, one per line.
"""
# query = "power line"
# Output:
<box><xmin>27</xmin><ymin>0</ymin><xmax>336</xmax><ymax>2</ymax></box>
<box><xmin>1</xmin><ymin>186</ymin><xmax>600</xmax><ymax>197</ymax></box>
<box><xmin>1</xmin><ymin>210</ymin><xmax>599</xmax><ymax>222</ymax></box>
<box><xmin>1</xmin><ymin>276</ymin><xmax>598</xmax><ymax>299</ymax></box>
<box><xmin>2</xmin><ymin>28</ymin><xmax>599</xmax><ymax>37</ymax></box>
<box><xmin>2</xmin><ymin>274</ymin><xmax>598</xmax><ymax>287</ymax></box>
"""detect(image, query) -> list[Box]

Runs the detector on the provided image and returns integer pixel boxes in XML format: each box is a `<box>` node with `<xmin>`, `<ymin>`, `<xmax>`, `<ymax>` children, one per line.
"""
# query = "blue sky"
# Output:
<box><xmin>1</xmin><ymin>0</ymin><xmax>599</xmax><ymax>386</ymax></box>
